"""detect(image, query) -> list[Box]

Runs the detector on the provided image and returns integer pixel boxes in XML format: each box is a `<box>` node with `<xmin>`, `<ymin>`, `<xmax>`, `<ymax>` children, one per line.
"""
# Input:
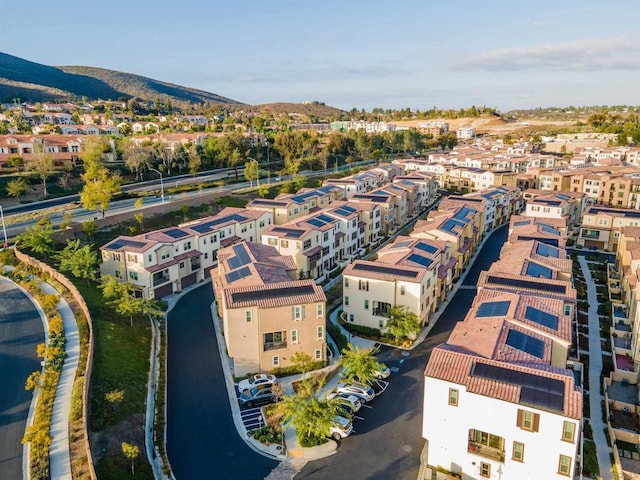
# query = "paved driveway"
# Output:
<box><xmin>0</xmin><ymin>277</ymin><xmax>45</xmax><ymax>480</ymax></box>
<box><xmin>297</xmin><ymin>226</ymin><xmax>507</xmax><ymax>480</ymax></box>
<box><xmin>166</xmin><ymin>284</ymin><xmax>278</xmax><ymax>480</ymax></box>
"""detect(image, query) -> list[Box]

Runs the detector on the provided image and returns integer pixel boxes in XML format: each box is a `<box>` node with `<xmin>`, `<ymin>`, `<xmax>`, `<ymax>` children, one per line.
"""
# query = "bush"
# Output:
<box><xmin>339</xmin><ymin>320</ymin><xmax>381</xmax><ymax>339</ymax></box>
<box><xmin>582</xmin><ymin>439</ymin><xmax>599</xmax><ymax>478</ymax></box>
<box><xmin>0</xmin><ymin>248</ymin><xmax>17</xmax><ymax>266</ymax></box>
<box><xmin>328</xmin><ymin>324</ymin><xmax>348</xmax><ymax>353</ymax></box>
<box><xmin>252</xmin><ymin>425</ymin><xmax>283</xmax><ymax>446</ymax></box>
<box><xmin>271</xmin><ymin>360</ymin><xmax>324</xmax><ymax>377</ymax></box>
<box><xmin>298</xmin><ymin>434</ymin><xmax>328</xmax><ymax>447</ymax></box>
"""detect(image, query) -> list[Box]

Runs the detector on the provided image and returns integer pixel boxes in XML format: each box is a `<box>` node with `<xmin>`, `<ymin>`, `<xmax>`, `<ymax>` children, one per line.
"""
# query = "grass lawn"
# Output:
<box><xmin>75</xmin><ymin>280</ymin><xmax>153</xmax><ymax>480</ymax></box>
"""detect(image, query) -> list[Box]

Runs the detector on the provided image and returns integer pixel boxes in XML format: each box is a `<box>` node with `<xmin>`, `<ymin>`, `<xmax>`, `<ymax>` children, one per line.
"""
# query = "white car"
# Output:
<box><xmin>336</xmin><ymin>382</ymin><xmax>375</xmax><ymax>403</ymax></box>
<box><xmin>374</xmin><ymin>364</ymin><xmax>391</xmax><ymax>379</ymax></box>
<box><xmin>237</xmin><ymin>374</ymin><xmax>276</xmax><ymax>392</ymax></box>
<box><xmin>329</xmin><ymin>415</ymin><xmax>353</xmax><ymax>441</ymax></box>
<box><xmin>326</xmin><ymin>392</ymin><xmax>362</xmax><ymax>413</ymax></box>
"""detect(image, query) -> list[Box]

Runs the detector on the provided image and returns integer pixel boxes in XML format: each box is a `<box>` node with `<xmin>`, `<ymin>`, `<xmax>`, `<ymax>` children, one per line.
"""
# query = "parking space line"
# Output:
<box><xmin>361</xmin><ymin>404</ymin><xmax>372</xmax><ymax>409</ymax></box>
<box><xmin>354</xmin><ymin>415</ymin><xmax>364</xmax><ymax>420</ymax></box>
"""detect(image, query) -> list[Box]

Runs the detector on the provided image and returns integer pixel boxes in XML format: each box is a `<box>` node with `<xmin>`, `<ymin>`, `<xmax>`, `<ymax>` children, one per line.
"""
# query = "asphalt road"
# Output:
<box><xmin>296</xmin><ymin>224</ymin><xmax>508</xmax><ymax>480</ymax></box>
<box><xmin>0</xmin><ymin>277</ymin><xmax>45</xmax><ymax>480</ymax></box>
<box><xmin>166</xmin><ymin>284</ymin><xmax>278</xmax><ymax>480</ymax></box>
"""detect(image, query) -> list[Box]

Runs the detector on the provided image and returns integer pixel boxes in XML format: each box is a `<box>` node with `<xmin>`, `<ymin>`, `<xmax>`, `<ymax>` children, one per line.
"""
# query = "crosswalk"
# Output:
<box><xmin>240</xmin><ymin>406</ymin><xmax>265</xmax><ymax>432</ymax></box>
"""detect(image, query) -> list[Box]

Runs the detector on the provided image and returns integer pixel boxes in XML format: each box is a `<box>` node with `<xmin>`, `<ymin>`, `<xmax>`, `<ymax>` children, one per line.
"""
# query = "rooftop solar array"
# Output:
<box><xmin>251</xmin><ymin>199</ymin><xmax>287</xmax><ymax>207</ymax></box>
<box><xmin>472</xmin><ymin>362</ymin><xmax>565</xmax><ymax>413</ymax></box>
<box><xmin>514</xmin><ymin>220</ymin><xmax>531</xmax><ymax>227</ymax></box>
<box><xmin>307</xmin><ymin>218</ymin><xmax>326</xmax><ymax>228</ymax></box>
<box><xmin>272</xmin><ymin>227</ymin><xmax>305</xmax><ymax>238</ymax></box>
<box><xmin>225</xmin><ymin>266</ymin><xmax>251</xmax><ymax>283</ymax></box>
<box><xmin>231</xmin><ymin>284</ymin><xmax>316</xmax><ymax>303</ymax></box>
<box><xmin>355</xmin><ymin>194</ymin><xmax>390</xmax><ymax>202</ymax></box>
<box><xmin>334</xmin><ymin>206</ymin><xmax>356</xmax><ymax>217</ymax></box>
<box><xmin>476</xmin><ymin>301</ymin><xmax>511</xmax><ymax>317</ymax></box>
<box><xmin>351</xmin><ymin>263</ymin><xmax>419</xmax><ymax>278</ymax></box>
<box><xmin>108</xmin><ymin>239</ymin><xmax>147</xmax><ymax>250</ymax></box>
<box><xmin>526</xmin><ymin>262</ymin><xmax>553</xmax><ymax>279</ymax></box>
<box><xmin>408</xmin><ymin>253</ymin><xmax>433</xmax><ymax>268</ymax></box>
<box><xmin>506</xmin><ymin>329</ymin><xmax>545</xmax><ymax>358</ymax></box>
<box><xmin>455</xmin><ymin>206</ymin><xmax>476</xmax><ymax>220</ymax></box>
<box><xmin>486</xmin><ymin>275</ymin><xmax>567</xmax><ymax>294</ymax></box>
<box><xmin>517</xmin><ymin>235</ymin><xmax>559</xmax><ymax>247</ymax></box>
<box><xmin>540</xmin><ymin>225</ymin><xmax>560</xmax><ymax>236</ymax></box>
<box><xmin>591</xmin><ymin>207</ymin><xmax>640</xmax><ymax>218</ymax></box>
<box><xmin>228</xmin><ymin>244</ymin><xmax>251</xmax><ymax>270</ymax></box>
<box><xmin>190</xmin><ymin>214</ymin><xmax>247</xmax><ymax>234</ymax></box>
<box><xmin>318</xmin><ymin>214</ymin><xmax>335</xmax><ymax>223</ymax></box>
<box><xmin>556</xmin><ymin>193</ymin><xmax>570</xmax><ymax>201</ymax></box>
<box><xmin>415</xmin><ymin>242</ymin><xmax>438</xmax><ymax>254</ymax></box>
<box><xmin>164</xmin><ymin>228</ymin><xmax>189</xmax><ymax>239</ymax></box>
<box><xmin>537</xmin><ymin>200</ymin><xmax>561</xmax><ymax>207</ymax></box>
<box><xmin>442</xmin><ymin>217</ymin><xmax>467</xmax><ymax>232</ymax></box>
<box><xmin>524</xmin><ymin>306</ymin><xmax>559</xmax><ymax>330</ymax></box>
<box><xmin>536</xmin><ymin>243</ymin><xmax>560</xmax><ymax>258</ymax></box>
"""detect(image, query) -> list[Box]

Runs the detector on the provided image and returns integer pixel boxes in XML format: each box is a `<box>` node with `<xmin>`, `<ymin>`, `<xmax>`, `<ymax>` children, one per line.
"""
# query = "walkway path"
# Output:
<box><xmin>578</xmin><ymin>255</ymin><xmax>614</xmax><ymax>480</ymax></box>
<box><xmin>41</xmin><ymin>282</ymin><xmax>79</xmax><ymax>480</ymax></box>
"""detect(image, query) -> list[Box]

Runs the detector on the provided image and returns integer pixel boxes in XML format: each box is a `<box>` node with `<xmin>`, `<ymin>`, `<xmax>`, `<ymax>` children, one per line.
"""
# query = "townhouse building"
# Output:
<box><xmin>456</xmin><ymin>126</ymin><xmax>476</xmax><ymax>139</ymax></box>
<box><xmin>342</xmin><ymin>236</ymin><xmax>445</xmax><ymax>332</ymax></box>
<box><xmin>578</xmin><ymin>206</ymin><xmax>640</xmax><ymax>251</ymax></box>
<box><xmin>213</xmin><ymin>241</ymin><xmax>327</xmax><ymax>376</ymax></box>
<box><xmin>100</xmin><ymin>207</ymin><xmax>273</xmax><ymax>298</ymax></box>
<box><xmin>509</xmin><ymin>216</ymin><xmax>569</xmax><ymax>246</ymax></box>
<box><xmin>351</xmin><ymin>187</ymin><xmax>408</xmax><ymax>234</ymax></box>
<box><xmin>393</xmin><ymin>171</ymin><xmax>439</xmax><ymax>208</ymax></box>
<box><xmin>0</xmin><ymin>134</ymin><xmax>83</xmax><ymax>168</ymax></box>
<box><xmin>523</xmin><ymin>192</ymin><xmax>583</xmax><ymax>231</ymax></box>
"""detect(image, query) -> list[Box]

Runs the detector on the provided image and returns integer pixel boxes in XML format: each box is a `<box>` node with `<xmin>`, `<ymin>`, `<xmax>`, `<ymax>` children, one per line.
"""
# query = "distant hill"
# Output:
<box><xmin>252</xmin><ymin>102</ymin><xmax>345</xmax><ymax>120</ymax></box>
<box><xmin>0</xmin><ymin>52</ymin><xmax>241</xmax><ymax>106</ymax></box>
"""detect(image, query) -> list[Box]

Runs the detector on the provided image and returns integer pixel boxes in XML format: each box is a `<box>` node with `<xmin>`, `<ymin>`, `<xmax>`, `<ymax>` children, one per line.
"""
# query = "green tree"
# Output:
<box><xmin>82</xmin><ymin>220</ymin><xmax>97</xmax><ymax>242</ymax></box>
<box><xmin>121</xmin><ymin>442</ymin><xmax>140</xmax><ymax>476</ymax></box>
<box><xmin>81</xmin><ymin>135</ymin><xmax>111</xmax><ymax>165</ymax></box>
<box><xmin>7</xmin><ymin>154</ymin><xmax>24</xmax><ymax>171</ymax></box>
<box><xmin>258</xmin><ymin>184</ymin><xmax>270</xmax><ymax>198</ymax></box>
<box><xmin>437</xmin><ymin>132</ymin><xmax>458</xmax><ymax>151</ymax></box>
<box><xmin>30</xmin><ymin>143</ymin><xmax>55</xmax><ymax>197</ymax></box>
<box><xmin>56</xmin><ymin>239</ymin><xmax>99</xmax><ymax>285</ymax></box>
<box><xmin>6</xmin><ymin>177</ymin><xmax>28</xmax><ymax>202</ymax></box>
<box><xmin>244</xmin><ymin>158</ymin><xmax>259</xmax><ymax>187</ymax></box>
<box><xmin>386</xmin><ymin>305</ymin><xmax>421</xmax><ymax>343</ymax></box>
<box><xmin>80</xmin><ymin>151</ymin><xmax>121</xmax><ymax>218</ymax></box>
<box><xmin>16</xmin><ymin>217</ymin><xmax>54</xmax><ymax>259</ymax></box>
<box><xmin>290</xmin><ymin>351</ymin><xmax>314</xmax><ymax>378</ymax></box>
<box><xmin>188</xmin><ymin>144</ymin><xmax>202</xmax><ymax>176</ymax></box>
<box><xmin>121</xmin><ymin>138</ymin><xmax>151</xmax><ymax>181</ymax></box>
<box><xmin>339</xmin><ymin>344</ymin><xmax>383</xmax><ymax>384</ymax></box>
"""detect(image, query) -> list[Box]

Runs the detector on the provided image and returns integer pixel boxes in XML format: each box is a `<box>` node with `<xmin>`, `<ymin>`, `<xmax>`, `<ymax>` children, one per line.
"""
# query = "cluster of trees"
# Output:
<box><xmin>586</xmin><ymin>112</ymin><xmax>640</xmax><ymax>145</ymax></box>
<box><xmin>99</xmin><ymin>275</ymin><xmax>162</xmax><ymax>326</ymax></box>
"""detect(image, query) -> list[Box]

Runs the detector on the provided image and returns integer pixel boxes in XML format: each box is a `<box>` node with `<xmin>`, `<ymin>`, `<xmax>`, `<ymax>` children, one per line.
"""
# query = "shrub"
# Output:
<box><xmin>252</xmin><ymin>425</ymin><xmax>283</xmax><ymax>446</ymax></box>
<box><xmin>328</xmin><ymin>324</ymin><xmax>348</xmax><ymax>353</ymax></box>
<box><xmin>271</xmin><ymin>360</ymin><xmax>324</xmax><ymax>377</ymax></box>
<box><xmin>339</xmin><ymin>320</ymin><xmax>381</xmax><ymax>339</ymax></box>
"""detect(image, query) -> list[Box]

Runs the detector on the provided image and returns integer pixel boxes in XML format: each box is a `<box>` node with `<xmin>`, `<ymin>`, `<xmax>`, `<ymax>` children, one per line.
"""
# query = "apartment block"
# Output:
<box><xmin>578</xmin><ymin>206</ymin><xmax>640</xmax><ymax>251</ymax></box>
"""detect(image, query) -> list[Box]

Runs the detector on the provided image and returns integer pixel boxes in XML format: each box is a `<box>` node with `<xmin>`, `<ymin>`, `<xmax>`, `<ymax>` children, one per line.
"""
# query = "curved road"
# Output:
<box><xmin>0</xmin><ymin>276</ymin><xmax>45</xmax><ymax>480</ymax></box>
<box><xmin>297</xmin><ymin>225</ymin><xmax>508</xmax><ymax>480</ymax></box>
<box><xmin>166</xmin><ymin>285</ymin><xmax>278</xmax><ymax>479</ymax></box>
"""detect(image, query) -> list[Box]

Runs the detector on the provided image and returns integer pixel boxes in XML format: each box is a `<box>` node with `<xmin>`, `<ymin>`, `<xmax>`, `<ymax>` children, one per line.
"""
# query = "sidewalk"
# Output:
<box><xmin>578</xmin><ymin>256</ymin><xmax>614</xmax><ymax>480</ymax></box>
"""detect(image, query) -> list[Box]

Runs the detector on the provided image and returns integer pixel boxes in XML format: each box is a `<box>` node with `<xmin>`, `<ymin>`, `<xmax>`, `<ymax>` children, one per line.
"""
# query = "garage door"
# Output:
<box><xmin>181</xmin><ymin>273</ymin><xmax>197</xmax><ymax>289</ymax></box>
<box><xmin>154</xmin><ymin>283</ymin><xmax>173</xmax><ymax>299</ymax></box>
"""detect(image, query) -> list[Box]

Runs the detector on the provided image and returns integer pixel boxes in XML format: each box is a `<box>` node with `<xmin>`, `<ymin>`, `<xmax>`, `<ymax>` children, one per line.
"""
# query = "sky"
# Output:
<box><xmin>1</xmin><ymin>0</ymin><xmax>639</xmax><ymax>112</ymax></box>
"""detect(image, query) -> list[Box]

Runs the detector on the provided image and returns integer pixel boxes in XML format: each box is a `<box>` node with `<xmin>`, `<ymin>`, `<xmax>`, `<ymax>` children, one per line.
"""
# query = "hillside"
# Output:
<box><xmin>251</xmin><ymin>102</ymin><xmax>345</xmax><ymax>120</ymax></box>
<box><xmin>0</xmin><ymin>52</ymin><xmax>241</xmax><ymax>106</ymax></box>
<box><xmin>393</xmin><ymin>116</ymin><xmax>577</xmax><ymax>136</ymax></box>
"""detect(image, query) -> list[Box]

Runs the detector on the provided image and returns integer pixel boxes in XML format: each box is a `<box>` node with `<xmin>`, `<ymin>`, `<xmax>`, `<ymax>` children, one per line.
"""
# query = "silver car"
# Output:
<box><xmin>336</xmin><ymin>382</ymin><xmax>375</xmax><ymax>403</ymax></box>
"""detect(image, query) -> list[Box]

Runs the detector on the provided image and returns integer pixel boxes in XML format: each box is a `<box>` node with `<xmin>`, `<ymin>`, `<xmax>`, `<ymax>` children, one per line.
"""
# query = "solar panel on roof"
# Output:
<box><xmin>334</xmin><ymin>208</ymin><xmax>354</xmax><ymax>217</ymax></box>
<box><xmin>536</xmin><ymin>243</ymin><xmax>560</xmax><ymax>258</ymax></box>
<box><xmin>540</xmin><ymin>225</ymin><xmax>560</xmax><ymax>236</ymax></box>
<box><xmin>486</xmin><ymin>275</ymin><xmax>566</xmax><ymax>294</ymax></box>
<box><xmin>556</xmin><ymin>193</ymin><xmax>570</xmax><ymax>200</ymax></box>
<box><xmin>517</xmin><ymin>236</ymin><xmax>559</xmax><ymax>247</ymax></box>
<box><xmin>476</xmin><ymin>301</ymin><xmax>510</xmax><ymax>317</ymax></box>
<box><xmin>506</xmin><ymin>329</ymin><xmax>545</xmax><ymax>358</ymax></box>
<box><xmin>524</xmin><ymin>306</ymin><xmax>559</xmax><ymax>329</ymax></box>
<box><xmin>408</xmin><ymin>253</ymin><xmax>433</xmax><ymax>268</ymax></box>
<box><xmin>351</xmin><ymin>263</ymin><xmax>419</xmax><ymax>278</ymax></box>
<box><xmin>514</xmin><ymin>220</ymin><xmax>531</xmax><ymax>227</ymax></box>
<box><xmin>591</xmin><ymin>207</ymin><xmax>640</xmax><ymax>218</ymax></box>
<box><xmin>225</xmin><ymin>266</ymin><xmax>251</xmax><ymax>283</ymax></box>
<box><xmin>164</xmin><ymin>228</ymin><xmax>189</xmax><ymax>239</ymax></box>
<box><xmin>471</xmin><ymin>362</ymin><xmax>565</xmax><ymax>413</ymax></box>
<box><xmin>415</xmin><ymin>242</ymin><xmax>438</xmax><ymax>254</ymax></box>
<box><xmin>317</xmin><ymin>214</ymin><xmax>334</xmax><ymax>223</ymax></box>
<box><xmin>108</xmin><ymin>239</ymin><xmax>147</xmax><ymax>250</ymax></box>
<box><xmin>231</xmin><ymin>284</ymin><xmax>316</xmax><ymax>303</ymax></box>
<box><xmin>307</xmin><ymin>218</ymin><xmax>326</xmax><ymax>228</ymax></box>
<box><xmin>228</xmin><ymin>244</ymin><xmax>251</xmax><ymax>270</ymax></box>
<box><xmin>526</xmin><ymin>262</ymin><xmax>553</xmax><ymax>279</ymax></box>
<box><xmin>272</xmin><ymin>227</ymin><xmax>304</xmax><ymax>238</ymax></box>
<box><xmin>190</xmin><ymin>214</ymin><xmax>247</xmax><ymax>233</ymax></box>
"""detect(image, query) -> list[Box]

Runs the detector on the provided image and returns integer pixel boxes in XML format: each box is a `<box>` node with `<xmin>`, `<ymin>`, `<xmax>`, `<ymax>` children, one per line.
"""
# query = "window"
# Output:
<box><xmin>358</xmin><ymin>280</ymin><xmax>369</xmax><ymax>291</ymax></box>
<box><xmin>512</xmin><ymin>441</ymin><xmax>525</xmax><ymax>462</ymax></box>
<box><xmin>183</xmin><ymin>241</ymin><xmax>192</xmax><ymax>251</ymax></box>
<box><xmin>344</xmin><ymin>278</ymin><xmax>349</xmax><ymax>288</ymax></box>
<box><xmin>448</xmin><ymin>388</ymin><xmax>458</xmax><ymax>406</ymax></box>
<box><xmin>148</xmin><ymin>254</ymin><xmax>152</xmax><ymax>262</ymax></box>
<box><xmin>400</xmin><ymin>285</ymin><xmax>405</xmax><ymax>296</ymax></box>
<box><xmin>128</xmin><ymin>271</ymin><xmax>138</xmax><ymax>281</ymax></box>
<box><xmin>317</xmin><ymin>326</ymin><xmax>323</xmax><ymax>340</ymax></box>
<box><xmin>273</xmin><ymin>356</ymin><xmax>280</xmax><ymax>367</ymax></box>
<box><xmin>304</xmin><ymin>239</ymin><xmax>312</xmax><ymax>250</ymax></box>
<box><xmin>517</xmin><ymin>409</ymin><xmax>539</xmax><ymax>432</ymax></box>
<box><xmin>281</xmin><ymin>240</ymin><xmax>289</xmax><ymax>248</ymax></box>
<box><xmin>268</xmin><ymin>238</ymin><xmax>277</xmax><ymax>246</ymax></box>
<box><xmin>179</xmin><ymin>262</ymin><xmax>185</xmax><ymax>269</ymax></box>
<box><xmin>562</xmin><ymin>421</ymin><xmax>575</xmax><ymax>443</ymax></box>
<box><xmin>364</xmin><ymin>299</ymin><xmax>369</xmax><ymax>310</ymax></box>
<box><xmin>315</xmin><ymin>349</ymin><xmax>321</xmax><ymax>360</ymax></box>
<box><xmin>127</xmin><ymin>254</ymin><xmax>137</xmax><ymax>263</ymax></box>
<box><xmin>291</xmin><ymin>329</ymin><xmax>298</xmax><ymax>344</ymax></box>
<box><xmin>350</xmin><ymin>314</ymin><xmax>354</xmax><ymax>322</ymax></box>
<box><xmin>558</xmin><ymin>455</ymin><xmax>571</xmax><ymax>476</ymax></box>
<box><xmin>292</xmin><ymin>305</ymin><xmax>304</xmax><ymax>321</ymax></box>
<box><xmin>480</xmin><ymin>462</ymin><xmax>490</xmax><ymax>478</ymax></box>
<box><xmin>317</xmin><ymin>304</ymin><xmax>323</xmax><ymax>317</ymax></box>
<box><xmin>379</xmin><ymin>319</ymin><xmax>384</xmax><ymax>328</ymax></box>
<box><xmin>204</xmin><ymin>252</ymin><xmax>208</xmax><ymax>259</ymax></box>
<box><xmin>564</xmin><ymin>304</ymin><xmax>571</xmax><ymax>316</ymax></box>
<box><xmin>245</xmin><ymin>311</ymin><xmax>252</xmax><ymax>323</ymax></box>
<box><xmin>345</xmin><ymin>296</ymin><xmax>349</xmax><ymax>306</ymax></box>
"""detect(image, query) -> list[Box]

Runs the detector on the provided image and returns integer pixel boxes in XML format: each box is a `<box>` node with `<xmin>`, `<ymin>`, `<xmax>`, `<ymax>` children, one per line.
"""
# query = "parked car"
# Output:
<box><xmin>374</xmin><ymin>363</ymin><xmax>391</xmax><ymax>379</ymax></box>
<box><xmin>238</xmin><ymin>386</ymin><xmax>275</xmax><ymax>407</ymax></box>
<box><xmin>336</xmin><ymin>382</ymin><xmax>375</xmax><ymax>403</ymax></box>
<box><xmin>369</xmin><ymin>378</ymin><xmax>389</xmax><ymax>396</ymax></box>
<box><xmin>237</xmin><ymin>374</ymin><xmax>277</xmax><ymax>392</ymax></box>
<box><xmin>326</xmin><ymin>392</ymin><xmax>362</xmax><ymax>413</ymax></box>
<box><xmin>329</xmin><ymin>415</ymin><xmax>353</xmax><ymax>441</ymax></box>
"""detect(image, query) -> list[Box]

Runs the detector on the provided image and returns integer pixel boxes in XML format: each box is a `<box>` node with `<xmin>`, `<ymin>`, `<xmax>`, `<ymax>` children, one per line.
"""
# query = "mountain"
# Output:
<box><xmin>0</xmin><ymin>52</ymin><xmax>241</xmax><ymax>106</ymax></box>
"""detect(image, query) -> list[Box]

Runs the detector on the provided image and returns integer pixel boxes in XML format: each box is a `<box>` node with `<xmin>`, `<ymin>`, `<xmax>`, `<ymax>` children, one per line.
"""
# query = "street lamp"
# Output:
<box><xmin>148</xmin><ymin>167</ymin><xmax>164</xmax><ymax>204</ymax></box>
<box><xmin>0</xmin><ymin>205</ymin><xmax>7</xmax><ymax>248</ymax></box>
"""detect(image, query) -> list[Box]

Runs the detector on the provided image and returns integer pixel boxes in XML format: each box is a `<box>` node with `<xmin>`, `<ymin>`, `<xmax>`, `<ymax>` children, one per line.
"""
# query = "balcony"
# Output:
<box><xmin>467</xmin><ymin>441</ymin><xmax>505</xmax><ymax>463</ymax></box>
<box><xmin>263</xmin><ymin>340</ymin><xmax>287</xmax><ymax>351</ymax></box>
<box><xmin>152</xmin><ymin>271</ymin><xmax>170</xmax><ymax>286</ymax></box>
<box><xmin>581</xmin><ymin>229</ymin><xmax>601</xmax><ymax>240</ymax></box>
